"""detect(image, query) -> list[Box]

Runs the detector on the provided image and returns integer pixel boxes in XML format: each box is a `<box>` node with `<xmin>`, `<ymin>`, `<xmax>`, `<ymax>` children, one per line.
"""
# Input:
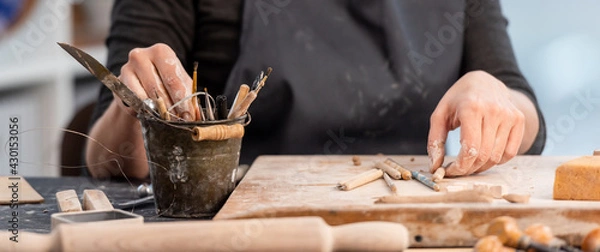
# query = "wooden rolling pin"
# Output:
<box><xmin>2</xmin><ymin>217</ymin><xmax>409</xmax><ymax>252</ymax></box>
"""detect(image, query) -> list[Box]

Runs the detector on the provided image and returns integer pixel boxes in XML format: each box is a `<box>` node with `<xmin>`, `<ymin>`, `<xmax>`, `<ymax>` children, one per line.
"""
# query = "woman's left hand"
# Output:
<box><xmin>428</xmin><ymin>70</ymin><xmax>527</xmax><ymax>176</ymax></box>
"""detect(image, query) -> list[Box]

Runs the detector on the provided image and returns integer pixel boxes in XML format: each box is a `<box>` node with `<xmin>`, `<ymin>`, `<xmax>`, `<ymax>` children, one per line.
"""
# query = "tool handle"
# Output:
<box><xmin>191</xmin><ymin>124</ymin><xmax>244</xmax><ymax>141</ymax></box>
<box><xmin>229</xmin><ymin>91</ymin><xmax>257</xmax><ymax>119</ymax></box>
<box><xmin>4</xmin><ymin>217</ymin><xmax>409</xmax><ymax>252</ymax></box>
<box><xmin>583</xmin><ymin>228</ymin><xmax>600</xmax><ymax>252</ymax></box>
<box><xmin>228</xmin><ymin>84</ymin><xmax>250</xmax><ymax>119</ymax></box>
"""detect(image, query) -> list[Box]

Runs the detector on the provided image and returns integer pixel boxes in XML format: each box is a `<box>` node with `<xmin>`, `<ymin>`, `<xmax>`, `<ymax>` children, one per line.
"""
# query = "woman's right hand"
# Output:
<box><xmin>117</xmin><ymin>43</ymin><xmax>198</xmax><ymax>121</ymax></box>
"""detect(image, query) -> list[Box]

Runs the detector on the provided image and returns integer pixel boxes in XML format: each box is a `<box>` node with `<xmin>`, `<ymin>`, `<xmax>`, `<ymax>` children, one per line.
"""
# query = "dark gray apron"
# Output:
<box><xmin>225</xmin><ymin>0</ymin><xmax>465</xmax><ymax>164</ymax></box>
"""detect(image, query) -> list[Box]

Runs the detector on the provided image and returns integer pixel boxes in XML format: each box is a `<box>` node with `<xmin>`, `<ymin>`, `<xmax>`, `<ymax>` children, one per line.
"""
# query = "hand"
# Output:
<box><xmin>117</xmin><ymin>43</ymin><xmax>198</xmax><ymax>121</ymax></box>
<box><xmin>428</xmin><ymin>70</ymin><xmax>526</xmax><ymax>176</ymax></box>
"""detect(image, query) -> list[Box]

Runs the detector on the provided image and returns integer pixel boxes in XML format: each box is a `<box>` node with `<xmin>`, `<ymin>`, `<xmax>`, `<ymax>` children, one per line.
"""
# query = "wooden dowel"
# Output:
<box><xmin>382</xmin><ymin>173</ymin><xmax>398</xmax><ymax>194</ymax></box>
<box><xmin>383</xmin><ymin>158</ymin><xmax>412</xmax><ymax>180</ymax></box>
<box><xmin>432</xmin><ymin>168</ymin><xmax>446</xmax><ymax>182</ymax></box>
<box><xmin>192</xmin><ymin>124</ymin><xmax>245</xmax><ymax>141</ymax></box>
<box><xmin>337</xmin><ymin>169</ymin><xmax>383</xmax><ymax>191</ymax></box>
<box><xmin>374</xmin><ymin>161</ymin><xmax>403</xmax><ymax>180</ymax></box>
<box><xmin>155</xmin><ymin>96</ymin><xmax>170</xmax><ymax>121</ymax></box>
<box><xmin>411</xmin><ymin>171</ymin><xmax>440</xmax><ymax>192</ymax></box>
<box><xmin>375</xmin><ymin>190</ymin><xmax>494</xmax><ymax>204</ymax></box>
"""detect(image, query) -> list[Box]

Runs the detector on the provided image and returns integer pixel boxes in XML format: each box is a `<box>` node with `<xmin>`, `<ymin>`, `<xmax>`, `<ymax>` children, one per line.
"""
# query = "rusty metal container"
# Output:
<box><xmin>139</xmin><ymin>114</ymin><xmax>245</xmax><ymax>218</ymax></box>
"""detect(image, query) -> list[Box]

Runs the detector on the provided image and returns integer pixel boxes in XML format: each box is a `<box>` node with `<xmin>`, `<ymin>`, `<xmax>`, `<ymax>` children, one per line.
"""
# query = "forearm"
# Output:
<box><xmin>86</xmin><ymin>100</ymin><xmax>149</xmax><ymax>179</ymax></box>
<box><xmin>509</xmin><ymin>89</ymin><xmax>540</xmax><ymax>154</ymax></box>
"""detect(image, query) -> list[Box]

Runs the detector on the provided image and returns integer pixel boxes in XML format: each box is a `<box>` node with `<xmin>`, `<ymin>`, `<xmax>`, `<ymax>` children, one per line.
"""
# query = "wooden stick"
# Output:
<box><xmin>382</xmin><ymin>173</ymin><xmax>397</xmax><ymax>194</ymax></box>
<box><xmin>383</xmin><ymin>158</ymin><xmax>412</xmax><ymax>180</ymax></box>
<box><xmin>432</xmin><ymin>162</ymin><xmax>453</xmax><ymax>182</ymax></box>
<box><xmin>375</xmin><ymin>190</ymin><xmax>494</xmax><ymax>204</ymax></box>
<box><xmin>82</xmin><ymin>190</ymin><xmax>113</xmax><ymax>211</ymax></box>
<box><xmin>374</xmin><ymin>161</ymin><xmax>403</xmax><ymax>180</ymax></box>
<box><xmin>155</xmin><ymin>96</ymin><xmax>170</xmax><ymax>121</ymax></box>
<box><xmin>227</xmin><ymin>84</ymin><xmax>250</xmax><ymax>119</ymax></box>
<box><xmin>229</xmin><ymin>91</ymin><xmax>257</xmax><ymax>119</ymax></box>
<box><xmin>432</xmin><ymin>167</ymin><xmax>446</xmax><ymax>182</ymax></box>
<box><xmin>55</xmin><ymin>190</ymin><xmax>81</xmax><ymax>212</ymax></box>
<box><xmin>191</xmin><ymin>124</ymin><xmax>245</xmax><ymax>141</ymax></box>
<box><xmin>192</xmin><ymin>62</ymin><xmax>203</xmax><ymax>121</ymax></box>
<box><xmin>411</xmin><ymin>171</ymin><xmax>440</xmax><ymax>192</ymax></box>
<box><xmin>337</xmin><ymin>169</ymin><xmax>383</xmax><ymax>191</ymax></box>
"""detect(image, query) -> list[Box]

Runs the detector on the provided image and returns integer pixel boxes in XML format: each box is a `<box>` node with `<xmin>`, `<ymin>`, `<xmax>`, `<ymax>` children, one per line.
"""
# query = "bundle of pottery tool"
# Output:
<box><xmin>58</xmin><ymin>42</ymin><xmax>272</xmax><ymax>217</ymax></box>
<box><xmin>59</xmin><ymin>42</ymin><xmax>271</xmax><ymax>142</ymax></box>
<box><xmin>151</xmin><ymin>62</ymin><xmax>272</xmax><ymax>141</ymax></box>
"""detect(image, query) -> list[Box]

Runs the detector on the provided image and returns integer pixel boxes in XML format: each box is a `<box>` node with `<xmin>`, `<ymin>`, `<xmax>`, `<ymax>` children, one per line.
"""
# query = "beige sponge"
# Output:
<box><xmin>553</xmin><ymin>156</ymin><xmax>600</xmax><ymax>200</ymax></box>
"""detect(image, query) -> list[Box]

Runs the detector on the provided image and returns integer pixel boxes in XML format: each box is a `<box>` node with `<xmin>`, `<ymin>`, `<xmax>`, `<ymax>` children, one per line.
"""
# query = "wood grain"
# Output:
<box><xmin>215</xmin><ymin>155</ymin><xmax>600</xmax><ymax>247</ymax></box>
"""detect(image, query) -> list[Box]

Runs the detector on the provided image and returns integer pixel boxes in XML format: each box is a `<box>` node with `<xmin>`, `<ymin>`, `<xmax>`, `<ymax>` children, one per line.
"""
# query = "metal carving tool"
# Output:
<box><xmin>57</xmin><ymin>42</ymin><xmax>155</xmax><ymax>116</ymax></box>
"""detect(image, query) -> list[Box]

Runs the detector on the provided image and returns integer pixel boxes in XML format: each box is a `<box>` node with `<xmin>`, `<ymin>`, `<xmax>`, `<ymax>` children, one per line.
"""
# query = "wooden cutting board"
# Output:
<box><xmin>215</xmin><ymin>155</ymin><xmax>600</xmax><ymax>247</ymax></box>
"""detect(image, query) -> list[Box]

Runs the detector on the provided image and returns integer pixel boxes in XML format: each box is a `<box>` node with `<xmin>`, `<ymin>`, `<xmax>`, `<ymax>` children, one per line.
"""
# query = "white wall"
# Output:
<box><xmin>501</xmin><ymin>1</ymin><xmax>600</xmax><ymax>155</ymax></box>
<box><xmin>447</xmin><ymin>1</ymin><xmax>600</xmax><ymax>156</ymax></box>
<box><xmin>0</xmin><ymin>0</ymin><xmax>74</xmax><ymax>176</ymax></box>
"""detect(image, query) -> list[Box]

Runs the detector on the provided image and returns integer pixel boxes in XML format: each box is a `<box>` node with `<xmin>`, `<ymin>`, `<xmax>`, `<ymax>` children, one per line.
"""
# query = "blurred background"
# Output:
<box><xmin>0</xmin><ymin>0</ymin><xmax>598</xmax><ymax>176</ymax></box>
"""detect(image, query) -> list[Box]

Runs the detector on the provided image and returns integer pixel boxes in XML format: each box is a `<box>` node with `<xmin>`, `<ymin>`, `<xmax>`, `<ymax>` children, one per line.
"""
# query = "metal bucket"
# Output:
<box><xmin>139</xmin><ymin>113</ymin><xmax>245</xmax><ymax>218</ymax></box>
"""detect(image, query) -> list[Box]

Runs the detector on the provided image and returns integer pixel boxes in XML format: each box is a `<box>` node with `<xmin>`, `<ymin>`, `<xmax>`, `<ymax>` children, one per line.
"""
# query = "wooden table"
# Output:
<box><xmin>215</xmin><ymin>155</ymin><xmax>600</xmax><ymax>247</ymax></box>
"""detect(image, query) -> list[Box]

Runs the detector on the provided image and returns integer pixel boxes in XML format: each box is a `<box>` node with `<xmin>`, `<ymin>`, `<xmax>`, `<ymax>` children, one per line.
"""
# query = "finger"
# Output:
<box><xmin>117</xmin><ymin>64</ymin><xmax>149</xmax><ymax>116</ymax></box>
<box><xmin>127</xmin><ymin>48</ymin><xmax>174</xmax><ymax>110</ymax></box>
<box><xmin>489</xmin><ymin>120</ymin><xmax>512</xmax><ymax>164</ymax></box>
<box><xmin>470</xmin><ymin>115</ymin><xmax>499</xmax><ymax>173</ymax></box>
<box><xmin>150</xmin><ymin>46</ymin><xmax>195</xmax><ymax>121</ymax></box>
<box><xmin>474</xmin><ymin>159</ymin><xmax>496</xmax><ymax>174</ymax></box>
<box><xmin>446</xmin><ymin>107</ymin><xmax>482</xmax><ymax>177</ymax></box>
<box><xmin>501</xmin><ymin>111</ymin><xmax>525</xmax><ymax>164</ymax></box>
<box><xmin>119</xmin><ymin>64</ymin><xmax>149</xmax><ymax>101</ymax></box>
<box><xmin>428</xmin><ymin>108</ymin><xmax>449</xmax><ymax>173</ymax></box>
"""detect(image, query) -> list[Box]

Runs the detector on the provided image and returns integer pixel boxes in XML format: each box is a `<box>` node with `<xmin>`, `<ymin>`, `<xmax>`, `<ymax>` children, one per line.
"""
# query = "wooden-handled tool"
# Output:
<box><xmin>192</xmin><ymin>124</ymin><xmax>245</xmax><ymax>141</ymax></box>
<box><xmin>3</xmin><ymin>217</ymin><xmax>409</xmax><ymax>252</ymax></box>
<box><xmin>583</xmin><ymin>228</ymin><xmax>600</xmax><ymax>252</ymax></box>
<box><xmin>486</xmin><ymin>216</ymin><xmax>559</xmax><ymax>252</ymax></box>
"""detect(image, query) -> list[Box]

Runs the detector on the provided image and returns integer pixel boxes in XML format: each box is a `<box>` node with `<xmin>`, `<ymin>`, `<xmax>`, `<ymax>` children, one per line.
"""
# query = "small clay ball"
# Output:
<box><xmin>352</xmin><ymin>156</ymin><xmax>361</xmax><ymax>166</ymax></box>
